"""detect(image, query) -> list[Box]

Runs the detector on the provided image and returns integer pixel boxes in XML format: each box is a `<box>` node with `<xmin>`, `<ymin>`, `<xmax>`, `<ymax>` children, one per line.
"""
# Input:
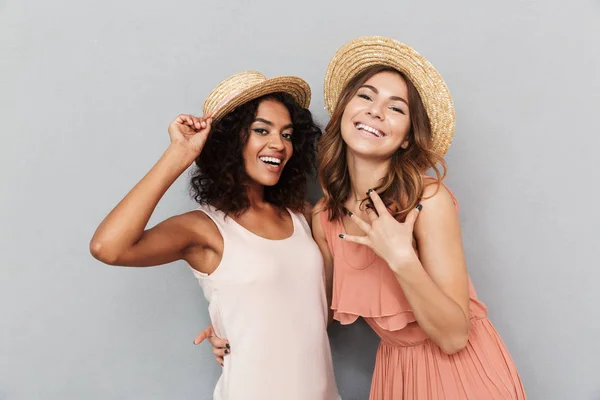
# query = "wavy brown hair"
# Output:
<box><xmin>318</xmin><ymin>65</ymin><xmax>446</xmax><ymax>221</ymax></box>
<box><xmin>190</xmin><ymin>92</ymin><xmax>320</xmax><ymax>216</ymax></box>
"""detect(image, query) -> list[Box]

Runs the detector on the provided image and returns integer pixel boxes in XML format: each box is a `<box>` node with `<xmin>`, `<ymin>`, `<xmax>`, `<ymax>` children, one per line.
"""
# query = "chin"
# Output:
<box><xmin>262</xmin><ymin>178</ymin><xmax>281</xmax><ymax>187</ymax></box>
<box><xmin>343</xmin><ymin>135</ymin><xmax>398</xmax><ymax>161</ymax></box>
<box><xmin>343</xmin><ymin>137</ymin><xmax>382</xmax><ymax>158</ymax></box>
<box><xmin>252</xmin><ymin>174</ymin><xmax>282</xmax><ymax>187</ymax></box>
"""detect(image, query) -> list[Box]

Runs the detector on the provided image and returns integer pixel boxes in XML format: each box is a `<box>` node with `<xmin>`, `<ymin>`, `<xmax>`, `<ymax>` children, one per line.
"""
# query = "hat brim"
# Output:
<box><xmin>205</xmin><ymin>76</ymin><xmax>311</xmax><ymax>122</ymax></box>
<box><xmin>324</xmin><ymin>36</ymin><xmax>455</xmax><ymax>155</ymax></box>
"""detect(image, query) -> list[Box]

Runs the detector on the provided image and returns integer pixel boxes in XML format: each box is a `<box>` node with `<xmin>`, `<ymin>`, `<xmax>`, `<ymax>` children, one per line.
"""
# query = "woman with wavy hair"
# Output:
<box><xmin>90</xmin><ymin>71</ymin><xmax>340</xmax><ymax>400</ymax></box>
<box><xmin>314</xmin><ymin>37</ymin><xmax>526</xmax><ymax>399</ymax></box>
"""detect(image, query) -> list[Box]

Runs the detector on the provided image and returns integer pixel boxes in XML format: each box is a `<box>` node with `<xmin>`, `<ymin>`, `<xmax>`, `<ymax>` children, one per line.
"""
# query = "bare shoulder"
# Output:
<box><xmin>313</xmin><ymin>198</ymin><xmax>327</xmax><ymax>215</ymax></box>
<box><xmin>311</xmin><ymin>198</ymin><xmax>328</xmax><ymax>221</ymax></box>
<box><xmin>311</xmin><ymin>198</ymin><xmax>328</xmax><ymax>240</ymax></box>
<box><xmin>421</xmin><ymin>180</ymin><xmax>455</xmax><ymax>206</ymax></box>
<box><xmin>417</xmin><ymin>181</ymin><xmax>460</xmax><ymax>233</ymax></box>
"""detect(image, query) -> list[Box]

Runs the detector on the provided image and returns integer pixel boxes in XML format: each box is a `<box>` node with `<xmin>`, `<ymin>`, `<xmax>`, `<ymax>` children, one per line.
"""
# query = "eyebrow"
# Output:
<box><xmin>360</xmin><ymin>85</ymin><xmax>408</xmax><ymax>106</ymax></box>
<box><xmin>253</xmin><ymin>118</ymin><xmax>293</xmax><ymax>130</ymax></box>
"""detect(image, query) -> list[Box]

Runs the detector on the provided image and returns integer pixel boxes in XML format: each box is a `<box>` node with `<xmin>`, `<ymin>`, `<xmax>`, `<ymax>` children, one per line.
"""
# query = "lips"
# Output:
<box><xmin>258</xmin><ymin>155</ymin><xmax>284</xmax><ymax>172</ymax></box>
<box><xmin>258</xmin><ymin>156</ymin><xmax>282</xmax><ymax>166</ymax></box>
<box><xmin>355</xmin><ymin>122</ymin><xmax>386</xmax><ymax>137</ymax></box>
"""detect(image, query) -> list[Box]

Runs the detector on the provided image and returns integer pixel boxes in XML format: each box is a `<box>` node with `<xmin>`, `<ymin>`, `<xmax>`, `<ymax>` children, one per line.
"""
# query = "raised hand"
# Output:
<box><xmin>168</xmin><ymin>113</ymin><xmax>213</xmax><ymax>160</ymax></box>
<box><xmin>340</xmin><ymin>189</ymin><xmax>421</xmax><ymax>272</ymax></box>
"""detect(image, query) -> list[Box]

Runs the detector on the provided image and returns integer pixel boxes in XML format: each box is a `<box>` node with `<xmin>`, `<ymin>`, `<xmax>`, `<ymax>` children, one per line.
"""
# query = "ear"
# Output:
<box><xmin>400</xmin><ymin>138</ymin><xmax>410</xmax><ymax>149</ymax></box>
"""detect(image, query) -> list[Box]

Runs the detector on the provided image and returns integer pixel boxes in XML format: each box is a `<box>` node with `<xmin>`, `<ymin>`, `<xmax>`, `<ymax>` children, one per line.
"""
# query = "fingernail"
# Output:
<box><xmin>224</xmin><ymin>349</ymin><xmax>229</xmax><ymax>354</ymax></box>
<box><xmin>225</xmin><ymin>343</ymin><xmax>230</xmax><ymax>349</ymax></box>
<box><xmin>367</xmin><ymin>189</ymin><xmax>373</xmax><ymax>195</ymax></box>
<box><xmin>416</xmin><ymin>204</ymin><xmax>423</xmax><ymax>211</ymax></box>
<box><xmin>339</xmin><ymin>234</ymin><xmax>345</xmax><ymax>239</ymax></box>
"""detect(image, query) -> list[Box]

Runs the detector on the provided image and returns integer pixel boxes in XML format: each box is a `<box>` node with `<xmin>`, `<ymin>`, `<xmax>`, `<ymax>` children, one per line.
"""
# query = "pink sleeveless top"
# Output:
<box><xmin>320</xmin><ymin>188</ymin><xmax>488</xmax><ymax>343</ymax></box>
<box><xmin>190</xmin><ymin>205</ymin><xmax>340</xmax><ymax>400</ymax></box>
<box><xmin>319</xmin><ymin>187</ymin><xmax>527</xmax><ymax>399</ymax></box>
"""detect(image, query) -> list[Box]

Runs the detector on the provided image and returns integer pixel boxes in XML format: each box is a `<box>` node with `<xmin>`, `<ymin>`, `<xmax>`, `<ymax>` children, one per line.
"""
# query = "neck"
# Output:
<box><xmin>346</xmin><ymin>150</ymin><xmax>390</xmax><ymax>202</ymax></box>
<box><xmin>245</xmin><ymin>181</ymin><xmax>267</xmax><ymax>208</ymax></box>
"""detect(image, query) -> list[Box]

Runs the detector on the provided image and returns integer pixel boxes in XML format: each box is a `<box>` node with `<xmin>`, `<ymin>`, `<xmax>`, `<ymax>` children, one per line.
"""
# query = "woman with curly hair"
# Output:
<box><xmin>90</xmin><ymin>71</ymin><xmax>340</xmax><ymax>400</ymax></box>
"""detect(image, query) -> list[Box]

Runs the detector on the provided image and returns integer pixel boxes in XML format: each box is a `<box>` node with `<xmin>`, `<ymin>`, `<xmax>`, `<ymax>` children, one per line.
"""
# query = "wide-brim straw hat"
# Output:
<box><xmin>324</xmin><ymin>36</ymin><xmax>455</xmax><ymax>155</ymax></box>
<box><xmin>203</xmin><ymin>71</ymin><xmax>311</xmax><ymax>121</ymax></box>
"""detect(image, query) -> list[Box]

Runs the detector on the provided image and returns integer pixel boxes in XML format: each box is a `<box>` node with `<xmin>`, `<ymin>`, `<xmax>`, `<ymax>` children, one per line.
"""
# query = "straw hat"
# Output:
<box><xmin>203</xmin><ymin>71</ymin><xmax>311</xmax><ymax>121</ymax></box>
<box><xmin>324</xmin><ymin>36</ymin><xmax>455</xmax><ymax>155</ymax></box>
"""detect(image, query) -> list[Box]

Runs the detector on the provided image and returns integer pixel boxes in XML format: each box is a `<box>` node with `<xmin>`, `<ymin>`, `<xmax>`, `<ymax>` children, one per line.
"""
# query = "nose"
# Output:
<box><xmin>268</xmin><ymin>133</ymin><xmax>285</xmax><ymax>151</ymax></box>
<box><xmin>366</xmin><ymin>101</ymin><xmax>385</xmax><ymax>120</ymax></box>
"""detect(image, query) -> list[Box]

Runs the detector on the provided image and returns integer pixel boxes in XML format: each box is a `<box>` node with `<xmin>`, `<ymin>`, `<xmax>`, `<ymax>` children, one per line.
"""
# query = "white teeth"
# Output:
<box><xmin>356</xmin><ymin>123</ymin><xmax>384</xmax><ymax>137</ymax></box>
<box><xmin>259</xmin><ymin>156</ymin><xmax>282</xmax><ymax>165</ymax></box>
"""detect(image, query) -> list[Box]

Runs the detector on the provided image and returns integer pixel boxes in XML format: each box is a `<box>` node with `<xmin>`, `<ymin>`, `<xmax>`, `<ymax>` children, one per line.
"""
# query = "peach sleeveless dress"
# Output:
<box><xmin>319</xmin><ymin>190</ymin><xmax>526</xmax><ymax>400</ymax></box>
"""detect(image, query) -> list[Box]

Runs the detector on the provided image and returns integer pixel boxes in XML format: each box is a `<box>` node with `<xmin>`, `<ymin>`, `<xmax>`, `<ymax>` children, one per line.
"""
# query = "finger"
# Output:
<box><xmin>405</xmin><ymin>204</ymin><xmax>422</xmax><ymax>227</ymax></box>
<box><xmin>200</xmin><ymin>111</ymin><xmax>214</xmax><ymax>121</ymax></box>
<box><xmin>212</xmin><ymin>346</ymin><xmax>230</xmax><ymax>357</ymax></box>
<box><xmin>338</xmin><ymin>233</ymin><xmax>370</xmax><ymax>246</ymax></box>
<box><xmin>178</xmin><ymin>114</ymin><xmax>193</xmax><ymax>127</ymax></box>
<box><xmin>193</xmin><ymin>325</ymin><xmax>214</xmax><ymax>345</ymax></box>
<box><xmin>216</xmin><ymin>356</ymin><xmax>224</xmax><ymax>366</ymax></box>
<box><xmin>190</xmin><ymin>115</ymin><xmax>202</xmax><ymax>130</ymax></box>
<box><xmin>190</xmin><ymin>118</ymin><xmax>212</xmax><ymax>148</ymax></box>
<box><xmin>367</xmin><ymin>189</ymin><xmax>389</xmax><ymax>217</ymax></box>
<box><xmin>347</xmin><ymin>211</ymin><xmax>371</xmax><ymax>233</ymax></box>
<box><xmin>201</xmin><ymin>118</ymin><xmax>213</xmax><ymax>134</ymax></box>
<box><xmin>196</xmin><ymin>114</ymin><xmax>209</xmax><ymax>130</ymax></box>
<box><xmin>365</xmin><ymin>206</ymin><xmax>378</xmax><ymax>223</ymax></box>
<box><xmin>176</xmin><ymin>114</ymin><xmax>189</xmax><ymax>124</ymax></box>
<box><xmin>208</xmin><ymin>336</ymin><xmax>230</xmax><ymax>350</ymax></box>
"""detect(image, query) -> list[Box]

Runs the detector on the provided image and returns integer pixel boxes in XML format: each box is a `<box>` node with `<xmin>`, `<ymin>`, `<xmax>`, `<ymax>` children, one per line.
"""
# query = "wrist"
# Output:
<box><xmin>165</xmin><ymin>143</ymin><xmax>198</xmax><ymax>170</ymax></box>
<box><xmin>388</xmin><ymin>250</ymin><xmax>420</xmax><ymax>275</ymax></box>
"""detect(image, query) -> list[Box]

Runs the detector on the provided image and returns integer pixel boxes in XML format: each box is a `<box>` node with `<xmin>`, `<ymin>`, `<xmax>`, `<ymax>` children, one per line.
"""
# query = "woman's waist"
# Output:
<box><xmin>219</xmin><ymin>313</ymin><xmax>330</xmax><ymax>353</ymax></box>
<box><xmin>221</xmin><ymin>341</ymin><xmax>336</xmax><ymax>390</ymax></box>
<box><xmin>367</xmin><ymin>315</ymin><xmax>488</xmax><ymax>348</ymax></box>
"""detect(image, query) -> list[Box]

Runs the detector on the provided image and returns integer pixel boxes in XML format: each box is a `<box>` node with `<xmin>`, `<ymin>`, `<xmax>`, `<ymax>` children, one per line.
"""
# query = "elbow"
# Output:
<box><xmin>89</xmin><ymin>239</ymin><xmax>120</xmax><ymax>265</ymax></box>
<box><xmin>438</xmin><ymin>329</ymin><xmax>469</xmax><ymax>355</ymax></box>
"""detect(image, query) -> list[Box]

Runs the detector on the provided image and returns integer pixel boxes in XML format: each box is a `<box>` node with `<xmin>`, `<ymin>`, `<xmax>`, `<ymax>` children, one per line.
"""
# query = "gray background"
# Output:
<box><xmin>1</xmin><ymin>0</ymin><xmax>599</xmax><ymax>399</ymax></box>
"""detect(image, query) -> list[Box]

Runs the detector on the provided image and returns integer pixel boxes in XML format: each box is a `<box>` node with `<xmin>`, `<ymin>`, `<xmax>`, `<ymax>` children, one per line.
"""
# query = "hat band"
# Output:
<box><xmin>211</xmin><ymin>89</ymin><xmax>243</xmax><ymax>116</ymax></box>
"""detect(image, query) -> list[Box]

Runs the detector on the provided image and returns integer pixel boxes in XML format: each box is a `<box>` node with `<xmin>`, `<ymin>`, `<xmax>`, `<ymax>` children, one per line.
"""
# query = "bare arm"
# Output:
<box><xmin>392</xmin><ymin>185</ymin><xmax>469</xmax><ymax>354</ymax></box>
<box><xmin>342</xmin><ymin>187</ymin><xmax>470</xmax><ymax>354</ymax></box>
<box><xmin>312</xmin><ymin>200</ymin><xmax>335</xmax><ymax>326</ymax></box>
<box><xmin>90</xmin><ymin>114</ymin><xmax>213</xmax><ymax>268</ymax></box>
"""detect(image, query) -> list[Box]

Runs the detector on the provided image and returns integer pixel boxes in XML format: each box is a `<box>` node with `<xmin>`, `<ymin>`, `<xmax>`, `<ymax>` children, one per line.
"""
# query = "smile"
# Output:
<box><xmin>259</xmin><ymin>156</ymin><xmax>282</xmax><ymax>166</ymax></box>
<box><xmin>355</xmin><ymin>123</ymin><xmax>386</xmax><ymax>138</ymax></box>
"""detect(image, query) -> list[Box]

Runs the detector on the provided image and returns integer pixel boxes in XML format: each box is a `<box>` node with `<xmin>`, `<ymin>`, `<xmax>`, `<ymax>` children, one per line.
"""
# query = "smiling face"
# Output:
<box><xmin>340</xmin><ymin>70</ymin><xmax>412</xmax><ymax>160</ymax></box>
<box><xmin>317</xmin><ymin>65</ymin><xmax>443</xmax><ymax>223</ymax></box>
<box><xmin>242</xmin><ymin>98</ymin><xmax>294</xmax><ymax>187</ymax></box>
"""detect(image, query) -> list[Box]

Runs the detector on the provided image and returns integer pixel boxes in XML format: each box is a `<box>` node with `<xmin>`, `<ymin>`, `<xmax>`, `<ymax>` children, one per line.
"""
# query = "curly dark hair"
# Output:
<box><xmin>190</xmin><ymin>92</ymin><xmax>321</xmax><ymax>216</ymax></box>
